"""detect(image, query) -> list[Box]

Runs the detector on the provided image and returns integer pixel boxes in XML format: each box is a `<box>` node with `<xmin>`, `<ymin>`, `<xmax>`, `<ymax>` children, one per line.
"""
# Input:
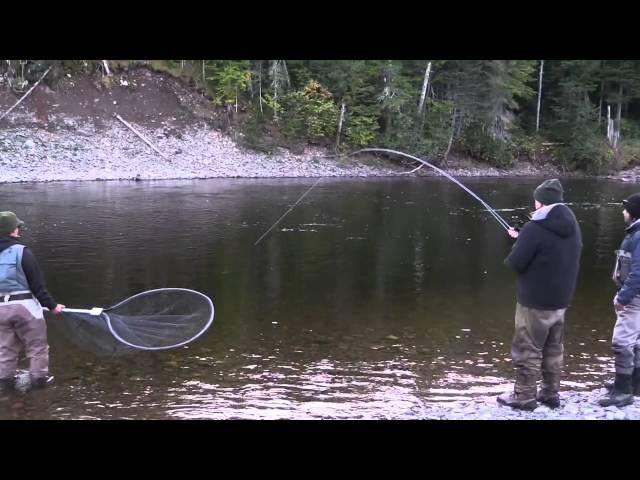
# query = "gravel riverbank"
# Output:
<box><xmin>0</xmin><ymin>112</ymin><xmax>560</xmax><ymax>184</ymax></box>
<box><xmin>422</xmin><ymin>388</ymin><xmax>640</xmax><ymax>420</ymax></box>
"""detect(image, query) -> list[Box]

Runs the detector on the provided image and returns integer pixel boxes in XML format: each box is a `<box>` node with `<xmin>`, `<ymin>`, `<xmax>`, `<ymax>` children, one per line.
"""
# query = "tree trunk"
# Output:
<box><xmin>273</xmin><ymin>82</ymin><xmax>278</xmax><ymax>122</ymax></box>
<box><xmin>598</xmin><ymin>60</ymin><xmax>606</xmax><ymax>124</ymax></box>
<box><xmin>271</xmin><ymin>60</ymin><xmax>280</xmax><ymax>122</ymax></box>
<box><xmin>607</xmin><ymin>102</ymin><xmax>620</xmax><ymax>149</ymax></box>
<box><xmin>281</xmin><ymin>60</ymin><xmax>291</xmax><ymax>89</ymax></box>
<box><xmin>607</xmin><ymin>104</ymin><xmax>612</xmax><ymax>144</ymax></box>
<box><xmin>598</xmin><ymin>79</ymin><xmax>605</xmax><ymax>124</ymax></box>
<box><xmin>382</xmin><ymin>60</ymin><xmax>394</xmax><ymax>139</ymax></box>
<box><xmin>617</xmin><ymin>84</ymin><xmax>623</xmax><ymax>121</ymax></box>
<box><xmin>335</xmin><ymin>101</ymin><xmax>346</xmax><ymax>150</ymax></box>
<box><xmin>114</xmin><ymin>114</ymin><xmax>168</xmax><ymax>160</ymax></box>
<box><xmin>443</xmin><ymin>107</ymin><xmax>457</xmax><ymax>164</ymax></box>
<box><xmin>536</xmin><ymin>60</ymin><xmax>544</xmax><ymax>132</ymax></box>
<box><xmin>417</xmin><ymin>61</ymin><xmax>432</xmax><ymax>117</ymax></box>
<box><xmin>259</xmin><ymin>62</ymin><xmax>263</xmax><ymax>115</ymax></box>
<box><xmin>616</xmin><ymin>83</ymin><xmax>623</xmax><ymax>148</ymax></box>
<box><xmin>248</xmin><ymin>62</ymin><xmax>255</xmax><ymax>100</ymax></box>
<box><xmin>0</xmin><ymin>66</ymin><xmax>52</xmax><ymax>122</ymax></box>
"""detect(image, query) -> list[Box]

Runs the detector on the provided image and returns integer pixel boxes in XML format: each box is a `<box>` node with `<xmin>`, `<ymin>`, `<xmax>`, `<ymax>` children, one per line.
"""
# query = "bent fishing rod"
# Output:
<box><xmin>351</xmin><ymin>148</ymin><xmax>511</xmax><ymax>231</ymax></box>
<box><xmin>254</xmin><ymin>148</ymin><xmax>512</xmax><ymax>246</ymax></box>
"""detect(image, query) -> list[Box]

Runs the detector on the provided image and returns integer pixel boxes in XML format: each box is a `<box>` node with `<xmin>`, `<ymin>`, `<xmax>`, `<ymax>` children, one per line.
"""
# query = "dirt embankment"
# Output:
<box><xmin>0</xmin><ymin>67</ymin><xmax>577</xmax><ymax>184</ymax></box>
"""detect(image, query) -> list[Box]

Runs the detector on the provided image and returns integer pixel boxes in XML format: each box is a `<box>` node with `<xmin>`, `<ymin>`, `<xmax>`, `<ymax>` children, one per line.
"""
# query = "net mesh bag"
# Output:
<box><xmin>55</xmin><ymin>310</ymin><xmax>135</xmax><ymax>357</ymax></box>
<box><xmin>53</xmin><ymin>288</ymin><xmax>214</xmax><ymax>354</ymax></box>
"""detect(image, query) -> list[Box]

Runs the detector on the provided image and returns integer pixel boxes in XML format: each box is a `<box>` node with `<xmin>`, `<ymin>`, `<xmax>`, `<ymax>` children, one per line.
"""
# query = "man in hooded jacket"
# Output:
<box><xmin>600</xmin><ymin>193</ymin><xmax>640</xmax><ymax>407</ymax></box>
<box><xmin>498</xmin><ymin>179</ymin><xmax>583</xmax><ymax>410</ymax></box>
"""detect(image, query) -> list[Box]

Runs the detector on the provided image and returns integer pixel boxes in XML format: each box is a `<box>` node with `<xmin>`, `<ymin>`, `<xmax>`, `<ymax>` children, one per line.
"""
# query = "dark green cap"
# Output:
<box><xmin>533</xmin><ymin>179</ymin><xmax>564</xmax><ymax>205</ymax></box>
<box><xmin>0</xmin><ymin>211</ymin><xmax>25</xmax><ymax>235</ymax></box>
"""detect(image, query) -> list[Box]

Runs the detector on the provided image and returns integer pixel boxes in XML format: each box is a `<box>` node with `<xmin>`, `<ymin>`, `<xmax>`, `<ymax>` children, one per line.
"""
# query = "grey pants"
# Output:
<box><xmin>511</xmin><ymin>303</ymin><xmax>566</xmax><ymax>399</ymax></box>
<box><xmin>612</xmin><ymin>295</ymin><xmax>640</xmax><ymax>375</ymax></box>
<box><xmin>0</xmin><ymin>300</ymin><xmax>49</xmax><ymax>380</ymax></box>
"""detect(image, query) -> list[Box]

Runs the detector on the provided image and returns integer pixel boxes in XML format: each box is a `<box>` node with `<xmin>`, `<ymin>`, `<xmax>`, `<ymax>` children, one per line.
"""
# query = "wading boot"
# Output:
<box><xmin>497</xmin><ymin>391</ymin><xmax>537</xmax><ymax>411</ymax></box>
<box><xmin>606</xmin><ymin>369</ymin><xmax>640</xmax><ymax>395</ymax></box>
<box><xmin>30</xmin><ymin>375</ymin><xmax>54</xmax><ymax>390</ymax></box>
<box><xmin>0</xmin><ymin>377</ymin><xmax>15</xmax><ymax>394</ymax></box>
<box><xmin>536</xmin><ymin>390</ymin><xmax>560</xmax><ymax>409</ymax></box>
<box><xmin>538</xmin><ymin>371</ymin><xmax>561</xmax><ymax>409</ymax></box>
<box><xmin>598</xmin><ymin>373</ymin><xmax>633</xmax><ymax>407</ymax></box>
<box><xmin>634</xmin><ymin>369</ymin><xmax>640</xmax><ymax>396</ymax></box>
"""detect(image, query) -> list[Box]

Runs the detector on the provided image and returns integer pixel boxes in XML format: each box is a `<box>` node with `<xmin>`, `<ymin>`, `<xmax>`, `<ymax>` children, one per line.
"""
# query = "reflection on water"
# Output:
<box><xmin>0</xmin><ymin>177</ymin><xmax>635</xmax><ymax>419</ymax></box>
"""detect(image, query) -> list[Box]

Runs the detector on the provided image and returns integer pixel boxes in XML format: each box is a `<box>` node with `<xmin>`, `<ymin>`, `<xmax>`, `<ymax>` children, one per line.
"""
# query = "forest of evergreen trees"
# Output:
<box><xmin>3</xmin><ymin>60</ymin><xmax>640</xmax><ymax>173</ymax></box>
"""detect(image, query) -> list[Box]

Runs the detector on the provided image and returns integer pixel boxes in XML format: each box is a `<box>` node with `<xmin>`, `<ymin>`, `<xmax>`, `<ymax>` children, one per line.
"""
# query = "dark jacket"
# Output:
<box><xmin>0</xmin><ymin>236</ymin><xmax>57</xmax><ymax>309</ymax></box>
<box><xmin>614</xmin><ymin>221</ymin><xmax>640</xmax><ymax>305</ymax></box>
<box><xmin>505</xmin><ymin>203</ymin><xmax>582</xmax><ymax>310</ymax></box>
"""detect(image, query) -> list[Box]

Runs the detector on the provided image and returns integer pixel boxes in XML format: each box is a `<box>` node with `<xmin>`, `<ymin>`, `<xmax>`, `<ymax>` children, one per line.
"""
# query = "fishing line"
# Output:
<box><xmin>253</xmin><ymin>148</ymin><xmax>511</xmax><ymax>246</ymax></box>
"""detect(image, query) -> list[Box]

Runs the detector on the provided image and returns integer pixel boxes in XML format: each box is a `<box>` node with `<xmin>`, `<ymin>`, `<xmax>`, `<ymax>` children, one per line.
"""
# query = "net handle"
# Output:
<box><xmin>43</xmin><ymin>307</ymin><xmax>104</xmax><ymax>315</ymax></box>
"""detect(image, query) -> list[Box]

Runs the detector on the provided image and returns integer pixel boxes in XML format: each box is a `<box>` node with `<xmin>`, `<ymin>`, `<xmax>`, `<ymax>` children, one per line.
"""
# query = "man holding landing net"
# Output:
<box><xmin>498</xmin><ymin>180</ymin><xmax>582</xmax><ymax>411</ymax></box>
<box><xmin>0</xmin><ymin>211</ymin><xmax>65</xmax><ymax>393</ymax></box>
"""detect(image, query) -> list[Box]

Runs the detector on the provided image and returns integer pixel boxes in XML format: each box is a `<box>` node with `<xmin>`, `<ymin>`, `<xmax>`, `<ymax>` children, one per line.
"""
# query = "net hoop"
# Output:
<box><xmin>104</xmin><ymin>288</ymin><xmax>215</xmax><ymax>351</ymax></box>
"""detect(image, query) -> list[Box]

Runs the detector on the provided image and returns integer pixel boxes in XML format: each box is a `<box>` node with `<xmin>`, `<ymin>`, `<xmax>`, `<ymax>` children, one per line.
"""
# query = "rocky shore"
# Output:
<box><xmin>0</xmin><ymin>68</ymin><xmax>565</xmax><ymax>184</ymax></box>
<box><xmin>422</xmin><ymin>388</ymin><xmax>640</xmax><ymax>420</ymax></box>
<box><xmin>0</xmin><ymin>112</ymin><xmax>564</xmax><ymax>184</ymax></box>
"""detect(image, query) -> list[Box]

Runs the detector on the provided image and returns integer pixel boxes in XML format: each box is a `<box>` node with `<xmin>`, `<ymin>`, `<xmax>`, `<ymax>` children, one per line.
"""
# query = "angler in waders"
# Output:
<box><xmin>0</xmin><ymin>212</ymin><xmax>65</xmax><ymax>393</ymax></box>
<box><xmin>600</xmin><ymin>194</ymin><xmax>640</xmax><ymax>407</ymax></box>
<box><xmin>498</xmin><ymin>179</ymin><xmax>583</xmax><ymax>410</ymax></box>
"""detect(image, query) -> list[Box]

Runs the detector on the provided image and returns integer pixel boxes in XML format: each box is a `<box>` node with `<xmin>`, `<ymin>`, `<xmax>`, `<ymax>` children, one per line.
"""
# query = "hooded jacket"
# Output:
<box><xmin>505</xmin><ymin>203</ymin><xmax>583</xmax><ymax>310</ymax></box>
<box><xmin>613</xmin><ymin>220</ymin><xmax>640</xmax><ymax>305</ymax></box>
